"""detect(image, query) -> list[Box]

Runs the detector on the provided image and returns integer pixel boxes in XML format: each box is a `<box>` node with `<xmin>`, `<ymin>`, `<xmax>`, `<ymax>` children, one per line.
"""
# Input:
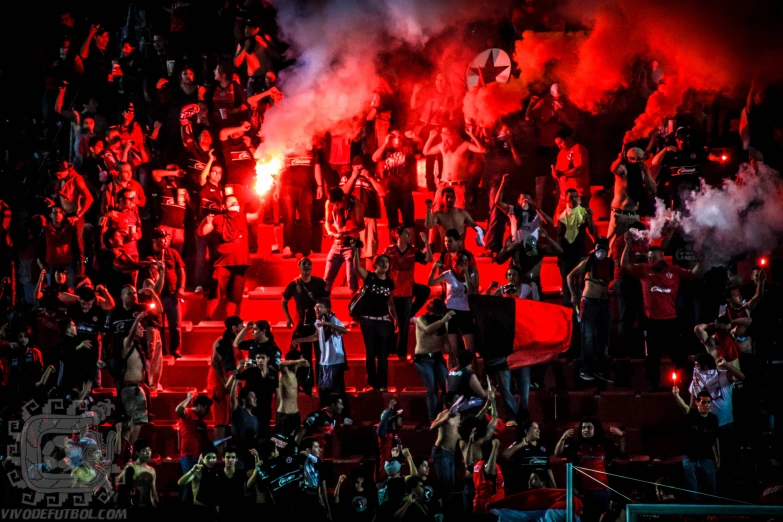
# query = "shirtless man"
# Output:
<box><xmin>415</xmin><ymin>298</ymin><xmax>455</xmax><ymax>421</ymax></box>
<box><xmin>52</xmin><ymin>159</ymin><xmax>94</xmax><ymax>255</ymax></box>
<box><xmin>120</xmin><ymin>311</ymin><xmax>149</xmax><ymax>444</ymax></box>
<box><xmin>424</xmin><ymin>125</ymin><xmax>486</xmax><ymax>232</ymax></box>
<box><xmin>567</xmin><ymin>237</ymin><xmax>614</xmax><ymax>382</ymax></box>
<box><xmin>425</xmin><ymin>188</ymin><xmax>484</xmax><ymax>251</ymax></box>
<box><xmin>117</xmin><ymin>439</ymin><xmax>159</xmax><ymax>508</ymax></box>
<box><xmin>607</xmin><ymin>147</ymin><xmax>656</xmax><ymax>240</ymax></box>
<box><xmin>430</xmin><ymin>393</ymin><xmax>463</xmax><ymax>499</ymax></box>
<box><xmin>276</xmin><ymin>349</ymin><xmax>310</xmax><ymax>436</ymax></box>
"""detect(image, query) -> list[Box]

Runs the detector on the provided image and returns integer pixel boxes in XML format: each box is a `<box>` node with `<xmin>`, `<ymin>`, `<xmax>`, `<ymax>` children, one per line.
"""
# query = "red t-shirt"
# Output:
<box><xmin>385</xmin><ymin>245</ymin><xmax>426</xmax><ymax>298</ymax></box>
<box><xmin>628</xmin><ymin>262</ymin><xmax>693</xmax><ymax>320</ymax></box>
<box><xmin>35</xmin><ymin>311</ymin><xmax>66</xmax><ymax>354</ymax></box>
<box><xmin>564</xmin><ymin>442</ymin><xmax>617</xmax><ymax>491</ymax></box>
<box><xmin>473</xmin><ymin>461</ymin><xmax>505</xmax><ymax>514</ymax></box>
<box><xmin>554</xmin><ymin>143</ymin><xmax>590</xmax><ymax>197</ymax></box>
<box><xmin>178</xmin><ymin>407</ymin><xmax>208</xmax><ymax>458</ymax></box>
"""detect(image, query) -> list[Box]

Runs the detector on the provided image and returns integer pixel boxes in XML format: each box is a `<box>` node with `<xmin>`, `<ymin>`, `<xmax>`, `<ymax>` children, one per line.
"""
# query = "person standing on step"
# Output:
<box><xmin>386</xmin><ymin>226</ymin><xmax>432</xmax><ymax>361</ymax></box>
<box><xmin>282</xmin><ymin>258</ymin><xmax>329</xmax><ymax>395</ymax></box>
<box><xmin>234</xmin><ymin>320</ymin><xmax>281</xmax><ymax>370</ymax></box>
<box><xmin>207</xmin><ymin>316</ymin><xmax>246</xmax><ymax>444</ymax></box>
<box><xmin>292</xmin><ymin>296</ymin><xmax>353</xmax><ymax>425</ymax></box>
<box><xmin>567</xmin><ymin>237</ymin><xmax>615</xmax><ymax>383</ymax></box>
<box><xmin>340</xmin><ymin>155</ymin><xmax>386</xmax><ymax>268</ymax></box>
<box><xmin>276</xmin><ymin>349</ymin><xmax>310</xmax><ymax>437</ymax></box>
<box><xmin>414</xmin><ymin>299</ymin><xmax>454</xmax><ymax>423</ymax></box>
<box><xmin>430</xmin><ymin>392</ymin><xmax>462</xmax><ymax>506</ymax></box>
<box><xmin>323</xmin><ymin>187</ymin><xmax>365</xmax><ymax>294</ymax></box>
<box><xmin>354</xmin><ymin>247</ymin><xmax>398</xmax><ymax>392</ymax></box>
<box><xmin>277</xmin><ymin>140</ymin><xmax>324</xmax><ymax>259</ymax></box>
<box><xmin>197</xmin><ymin>194</ymin><xmax>261</xmax><ymax>318</ymax></box>
<box><xmin>149</xmin><ymin>228</ymin><xmax>186</xmax><ymax>359</ymax></box>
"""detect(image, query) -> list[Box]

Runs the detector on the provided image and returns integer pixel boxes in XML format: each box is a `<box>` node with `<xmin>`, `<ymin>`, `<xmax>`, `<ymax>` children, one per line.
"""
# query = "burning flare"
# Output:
<box><xmin>254</xmin><ymin>156</ymin><xmax>283</xmax><ymax>196</ymax></box>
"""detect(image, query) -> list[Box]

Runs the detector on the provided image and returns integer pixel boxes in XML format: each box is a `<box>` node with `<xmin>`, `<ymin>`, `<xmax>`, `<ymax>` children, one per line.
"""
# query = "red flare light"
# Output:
<box><xmin>671</xmin><ymin>372</ymin><xmax>678</xmax><ymax>382</ymax></box>
<box><xmin>255</xmin><ymin>156</ymin><xmax>283</xmax><ymax>196</ymax></box>
<box><xmin>759</xmin><ymin>257</ymin><xmax>768</xmax><ymax>267</ymax></box>
<box><xmin>720</xmin><ymin>154</ymin><xmax>728</xmax><ymax>162</ymax></box>
<box><xmin>148</xmin><ymin>303</ymin><xmax>156</xmax><ymax>310</ymax></box>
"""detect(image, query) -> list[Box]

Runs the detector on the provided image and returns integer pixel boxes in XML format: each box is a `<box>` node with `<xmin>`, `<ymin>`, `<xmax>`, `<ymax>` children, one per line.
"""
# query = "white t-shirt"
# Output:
<box><xmin>504</xmin><ymin>204</ymin><xmax>541</xmax><ymax>244</ymax></box>
<box><xmin>689</xmin><ymin>369</ymin><xmax>734</xmax><ymax>427</ymax></box>
<box><xmin>442</xmin><ymin>270</ymin><xmax>470</xmax><ymax>311</ymax></box>
<box><xmin>317</xmin><ymin>315</ymin><xmax>346</xmax><ymax>366</ymax></box>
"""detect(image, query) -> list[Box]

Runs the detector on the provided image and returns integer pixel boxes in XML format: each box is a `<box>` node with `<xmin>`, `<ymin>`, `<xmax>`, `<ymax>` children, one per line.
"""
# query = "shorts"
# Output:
<box><xmin>446</xmin><ymin>309</ymin><xmax>475</xmax><ymax>336</ymax></box>
<box><xmin>275</xmin><ymin>411</ymin><xmax>302</xmax><ymax>436</ymax></box>
<box><xmin>120</xmin><ymin>385</ymin><xmax>148</xmax><ymax>424</ymax></box>
<box><xmin>213</xmin><ymin>265</ymin><xmax>247</xmax><ymax>304</ymax></box>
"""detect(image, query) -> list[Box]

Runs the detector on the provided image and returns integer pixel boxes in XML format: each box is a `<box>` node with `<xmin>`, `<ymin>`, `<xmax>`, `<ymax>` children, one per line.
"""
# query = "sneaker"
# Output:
<box><xmin>579</xmin><ymin>370</ymin><xmax>595</xmax><ymax>381</ymax></box>
<box><xmin>506</xmin><ymin>420</ymin><xmax>518</xmax><ymax>428</ymax></box>
<box><xmin>594</xmin><ymin>371</ymin><xmax>614</xmax><ymax>383</ymax></box>
<box><xmin>194</xmin><ymin>286</ymin><xmax>204</xmax><ymax>294</ymax></box>
<box><xmin>343</xmin><ymin>418</ymin><xmax>354</xmax><ymax>426</ymax></box>
<box><xmin>282</xmin><ymin>246</ymin><xmax>295</xmax><ymax>259</ymax></box>
<box><xmin>271</xmin><ymin>244</ymin><xmax>280</xmax><ymax>254</ymax></box>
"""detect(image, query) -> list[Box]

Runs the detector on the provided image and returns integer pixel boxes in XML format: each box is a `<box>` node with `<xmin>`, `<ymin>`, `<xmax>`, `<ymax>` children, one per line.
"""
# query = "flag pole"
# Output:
<box><xmin>566</xmin><ymin>462</ymin><xmax>573</xmax><ymax>522</ymax></box>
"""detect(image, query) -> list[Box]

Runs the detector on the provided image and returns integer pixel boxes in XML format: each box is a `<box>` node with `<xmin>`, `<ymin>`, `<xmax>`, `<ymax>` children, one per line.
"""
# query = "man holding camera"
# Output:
<box><xmin>608</xmin><ymin>147</ymin><xmax>656</xmax><ymax>240</ymax></box>
<box><xmin>323</xmin><ymin>187</ymin><xmax>365</xmax><ymax>294</ymax></box>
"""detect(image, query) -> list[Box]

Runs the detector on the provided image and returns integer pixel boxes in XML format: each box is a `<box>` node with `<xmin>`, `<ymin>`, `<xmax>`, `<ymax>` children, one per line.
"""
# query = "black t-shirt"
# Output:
<box><xmin>258</xmin><ymin>455</ymin><xmax>303</xmax><ymax>500</ymax></box>
<box><xmin>220</xmin><ymin>137</ymin><xmax>256</xmax><ymax>186</ymax></box>
<box><xmin>377</xmin><ymin>477</ymin><xmax>406</xmax><ymax>516</ymax></box>
<box><xmin>282</xmin><ymin>277</ymin><xmax>329</xmax><ymax>325</ymax></box>
<box><xmin>302</xmin><ymin>408</ymin><xmax>335</xmax><ymax>437</ymax></box>
<box><xmin>68</xmin><ymin>303</ymin><xmax>107</xmax><ymax>346</ymax></box>
<box><xmin>683</xmin><ymin>410</ymin><xmax>719</xmax><ymax>460</ymax></box>
<box><xmin>340</xmin><ymin>488</ymin><xmax>379</xmax><ymax>522</ymax></box>
<box><xmin>231</xmin><ymin>406</ymin><xmax>260</xmax><ymax>443</ymax></box>
<box><xmin>283</xmin><ymin>147</ymin><xmax>319</xmax><ymax>187</ymax></box>
<box><xmin>503</xmin><ymin>442</ymin><xmax>551</xmax><ymax>495</ymax></box>
<box><xmin>378</xmin><ymin>149</ymin><xmax>417</xmax><ymax>191</ymax></box>
<box><xmin>659</xmin><ymin>148</ymin><xmax>707</xmax><ymax>193</ymax></box>
<box><xmin>663</xmin><ymin>232</ymin><xmax>698</xmax><ymax>270</ymax></box>
<box><xmin>447</xmin><ymin>366</ymin><xmax>475</xmax><ymax>400</ymax></box>
<box><xmin>218</xmin><ymin>470</ymin><xmax>247</xmax><ymax>509</ymax></box>
<box><xmin>238</xmin><ymin>339</ymin><xmax>281</xmax><ymax>367</ymax></box>
<box><xmin>200</xmin><ymin>181</ymin><xmax>223</xmax><ymax>219</ymax></box>
<box><xmin>95</xmin><ymin>249</ymin><xmax>135</xmax><ymax>297</ymax></box>
<box><xmin>361</xmin><ymin>273</ymin><xmax>395</xmax><ymax>318</ymax></box>
<box><xmin>237</xmin><ymin>366</ymin><xmax>279</xmax><ymax>418</ymax></box>
<box><xmin>151</xmin><ymin>180</ymin><xmax>188</xmax><ymax>228</ymax></box>
<box><xmin>57</xmin><ymin>336</ymin><xmax>87</xmax><ymax>392</ymax></box>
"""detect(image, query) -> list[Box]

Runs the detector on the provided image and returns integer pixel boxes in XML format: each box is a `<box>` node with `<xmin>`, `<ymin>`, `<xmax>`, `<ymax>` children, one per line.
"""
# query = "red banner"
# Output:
<box><xmin>508</xmin><ymin>300</ymin><xmax>573</xmax><ymax>369</ymax></box>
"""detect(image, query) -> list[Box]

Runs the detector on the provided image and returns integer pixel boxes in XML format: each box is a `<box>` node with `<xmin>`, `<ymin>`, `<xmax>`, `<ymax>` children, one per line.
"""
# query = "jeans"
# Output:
<box><xmin>432</xmin><ymin>446</ymin><xmax>455</xmax><ymax>498</ymax></box>
<box><xmin>324</xmin><ymin>241</ymin><xmax>359</xmax><ymax>293</ymax></box>
<box><xmin>384</xmin><ymin>190</ymin><xmax>415</xmax><ymax>230</ymax></box>
<box><xmin>195</xmin><ymin>233</ymin><xmax>218</xmax><ymax>289</ymax></box>
<box><xmin>294</xmin><ymin>323</ymin><xmax>319</xmax><ymax>394</ymax></box>
<box><xmin>580</xmin><ymin>297</ymin><xmax>610</xmax><ymax>375</ymax></box>
<box><xmin>614</xmin><ymin>276</ymin><xmax>645</xmax><ymax>357</ymax></box>
<box><xmin>645</xmin><ymin>318</ymin><xmax>687</xmax><ymax>388</ymax></box>
<box><xmin>147</xmin><ymin>327</ymin><xmax>163</xmax><ymax>390</ymax></box>
<box><xmin>159</xmin><ymin>226</ymin><xmax>185</xmax><ymax>255</ymax></box>
<box><xmin>486</xmin><ymin>359</ymin><xmax>531</xmax><ymax>421</ymax></box>
<box><xmin>414</xmin><ymin>353</ymin><xmax>448</xmax><ymax>421</ymax></box>
<box><xmin>360</xmin><ymin>318</ymin><xmax>393</xmax><ymax>389</ymax></box>
<box><xmin>682</xmin><ymin>456</ymin><xmax>717</xmax><ymax>503</ymax></box>
<box><xmin>393</xmin><ymin>284</ymin><xmax>431</xmax><ymax>358</ymax></box>
<box><xmin>180</xmin><ymin>455</ymin><xmax>199</xmax><ymax>503</ymax></box>
<box><xmin>319</xmin><ymin>363</ymin><xmax>352</xmax><ymax>419</ymax></box>
<box><xmin>161</xmin><ymin>294</ymin><xmax>182</xmax><ymax>355</ymax></box>
<box><xmin>485</xmin><ymin>204</ymin><xmax>508</xmax><ymax>254</ymax></box>
<box><xmin>280</xmin><ymin>183</ymin><xmax>314</xmax><ymax>253</ymax></box>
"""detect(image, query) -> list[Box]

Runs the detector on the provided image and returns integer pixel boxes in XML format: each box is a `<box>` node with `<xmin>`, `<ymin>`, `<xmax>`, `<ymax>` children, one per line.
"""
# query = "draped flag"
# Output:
<box><xmin>469</xmin><ymin>296</ymin><xmax>572</xmax><ymax>369</ymax></box>
<box><xmin>488</xmin><ymin>488</ymin><xmax>583</xmax><ymax>522</ymax></box>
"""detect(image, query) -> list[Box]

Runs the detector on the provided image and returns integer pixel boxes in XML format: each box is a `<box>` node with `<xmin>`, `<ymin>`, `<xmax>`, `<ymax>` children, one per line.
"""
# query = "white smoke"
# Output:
<box><xmin>646</xmin><ymin>164</ymin><xmax>783</xmax><ymax>266</ymax></box>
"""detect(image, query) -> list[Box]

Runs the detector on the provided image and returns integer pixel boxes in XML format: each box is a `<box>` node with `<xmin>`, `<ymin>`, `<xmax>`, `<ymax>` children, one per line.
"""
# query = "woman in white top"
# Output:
<box><xmin>487</xmin><ymin>265</ymin><xmax>541</xmax><ymax>301</ymax></box>
<box><xmin>428</xmin><ymin>250</ymin><xmax>478</xmax><ymax>363</ymax></box>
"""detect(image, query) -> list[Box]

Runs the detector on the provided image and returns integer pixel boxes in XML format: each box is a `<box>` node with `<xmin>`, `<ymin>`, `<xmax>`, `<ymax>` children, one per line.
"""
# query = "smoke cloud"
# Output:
<box><xmin>646</xmin><ymin>165</ymin><xmax>783</xmax><ymax>266</ymax></box>
<box><xmin>261</xmin><ymin>0</ymin><xmax>507</xmax><ymax>155</ymax></box>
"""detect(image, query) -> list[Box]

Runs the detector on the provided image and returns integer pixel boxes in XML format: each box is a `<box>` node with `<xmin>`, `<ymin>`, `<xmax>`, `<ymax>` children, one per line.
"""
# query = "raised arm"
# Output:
<box><xmin>427</xmin><ymin>260</ymin><xmax>446</xmax><ymax>286</ymax></box>
<box><xmin>199</xmin><ymin>150</ymin><xmax>216</xmax><ymax>187</ymax></box>
<box><xmin>416</xmin><ymin>311</ymin><xmax>454</xmax><ymax>335</ymax></box>
<box><xmin>483</xmin><ymin>439</ymin><xmax>500</xmax><ymax>475</ymax></box>
<box><xmin>197</xmin><ymin>215</ymin><xmax>215</xmax><ymax>237</ymax></box>
<box><xmin>465</xmin><ymin>127</ymin><xmax>486</xmax><ymax>154</ymax></box>
<box><xmin>672</xmin><ymin>386</ymin><xmax>690</xmax><ymax>414</ymax></box>
<box><xmin>352</xmin><ymin>243</ymin><xmax>369</xmax><ymax>280</ymax></box>
<box><xmin>495</xmin><ymin>174</ymin><xmax>511</xmax><ymax>214</ymax></box>
<box><xmin>554</xmin><ymin>428</ymin><xmax>574</xmax><ymax>458</ymax></box>
<box><xmin>122</xmin><ymin>312</ymin><xmax>146</xmax><ymax>356</ymax></box>
<box><xmin>747</xmin><ymin>270</ymin><xmax>766</xmax><ymax>311</ymax></box>
<box><xmin>621</xmin><ymin>231</ymin><xmax>633</xmax><ymax>271</ymax></box>
<box><xmin>567</xmin><ymin>259</ymin><xmax>588</xmax><ymax>308</ymax></box>
<box><xmin>176</xmin><ymin>392</ymin><xmax>194</xmax><ymax>418</ymax></box>
<box><xmin>423</xmin><ymin>129</ymin><xmax>440</xmax><ymax>156</ymax></box>
<box><xmin>424</xmin><ymin>199</ymin><xmax>436</xmax><ymax>230</ymax></box>
<box><xmin>233</xmin><ymin>321</ymin><xmax>253</xmax><ymax>348</ymax></box>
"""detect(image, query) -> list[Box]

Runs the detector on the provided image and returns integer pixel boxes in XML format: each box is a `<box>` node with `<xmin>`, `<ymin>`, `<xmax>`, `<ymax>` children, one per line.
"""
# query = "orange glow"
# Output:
<box><xmin>255</xmin><ymin>156</ymin><xmax>283</xmax><ymax>196</ymax></box>
<box><xmin>720</xmin><ymin>154</ymin><xmax>728</xmax><ymax>162</ymax></box>
<box><xmin>759</xmin><ymin>257</ymin><xmax>768</xmax><ymax>266</ymax></box>
<box><xmin>149</xmin><ymin>303</ymin><xmax>156</xmax><ymax>310</ymax></box>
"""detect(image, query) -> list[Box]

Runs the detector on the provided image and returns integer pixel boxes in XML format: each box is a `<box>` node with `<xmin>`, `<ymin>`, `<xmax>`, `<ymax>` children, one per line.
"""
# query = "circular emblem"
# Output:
<box><xmin>690</xmin><ymin>153</ymin><xmax>697</xmax><ymax>159</ymax></box>
<box><xmin>666</xmin><ymin>272</ymin><xmax>673</xmax><ymax>279</ymax></box>
<box><xmin>285</xmin><ymin>456</ymin><xmax>293</xmax><ymax>464</ymax></box>
<box><xmin>93</xmin><ymin>316</ymin><xmax>98</xmax><ymax>322</ymax></box>
<box><xmin>46</xmin><ymin>322</ymin><xmax>53</xmax><ymax>328</ymax></box>
<box><xmin>352</xmin><ymin>495</ymin><xmax>368</xmax><ymax>512</ymax></box>
<box><xmin>466</xmin><ymin>48</ymin><xmax>511</xmax><ymax>89</ymax></box>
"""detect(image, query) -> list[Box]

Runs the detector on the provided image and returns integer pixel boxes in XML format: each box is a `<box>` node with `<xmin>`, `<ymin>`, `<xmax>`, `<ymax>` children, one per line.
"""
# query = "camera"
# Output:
<box><xmin>342</xmin><ymin>236</ymin><xmax>364</xmax><ymax>249</ymax></box>
<box><xmin>501</xmin><ymin>284</ymin><xmax>517</xmax><ymax>294</ymax></box>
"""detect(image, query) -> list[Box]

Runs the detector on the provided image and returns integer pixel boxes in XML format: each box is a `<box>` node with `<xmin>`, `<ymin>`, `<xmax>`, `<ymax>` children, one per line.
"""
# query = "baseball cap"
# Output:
<box><xmin>150</xmin><ymin>227</ymin><xmax>168</xmax><ymax>240</ymax></box>
<box><xmin>384</xmin><ymin>460</ymin><xmax>402</xmax><ymax>476</ymax></box>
